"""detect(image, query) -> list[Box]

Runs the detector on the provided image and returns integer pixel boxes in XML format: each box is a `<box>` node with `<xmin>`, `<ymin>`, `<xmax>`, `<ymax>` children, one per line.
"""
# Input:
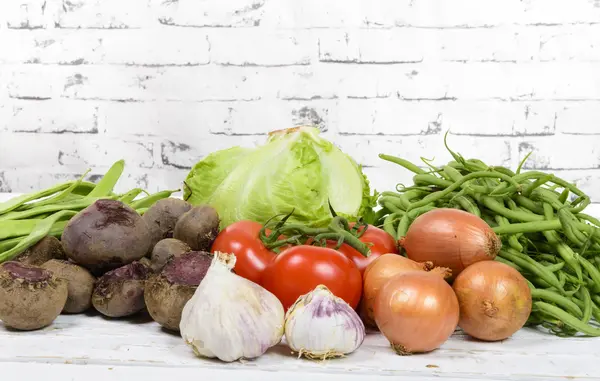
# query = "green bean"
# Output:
<box><xmin>0</xmin><ymin>238</ymin><xmax>19</xmax><ymax>254</ymax></box>
<box><xmin>558</xmin><ymin>208</ymin><xmax>587</xmax><ymax>247</ymax></box>
<box><xmin>544</xmin><ymin>262</ymin><xmax>565</xmax><ymax>272</ymax></box>
<box><xmin>397</xmin><ymin>205</ymin><xmax>437</xmax><ymax>238</ymax></box>
<box><xmin>14</xmin><ymin>171</ymin><xmax>90</xmax><ymax>212</ymax></box>
<box><xmin>578</xmin><ymin>287</ymin><xmax>592</xmax><ymax>324</ymax></box>
<box><xmin>533</xmin><ymin>302</ymin><xmax>600</xmax><ymax>336</ymax></box>
<box><xmin>495</xmin><ymin>256</ymin><xmax>524</xmax><ymax>271</ymax></box>
<box><xmin>558</xmin><ymin>271</ymin><xmax>567</xmax><ymax>288</ymax></box>
<box><xmin>0</xmin><ymin>182</ymin><xmax>73</xmax><ymax>215</ymax></box>
<box><xmin>490</xmin><ymin>166</ymin><xmax>516</xmax><ymax>177</ymax></box>
<box><xmin>578</xmin><ymin>213</ymin><xmax>600</xmax><ymax>228</ymax></box>
<box><xmin>407</xmin><ymin>171</ymin><xmax>522</xmax><ymax>212</ymax></box>
<box><xmin>398</xmin><ymin>189</ymin><xmax>430</xmax><ymax>210</ymax></box>
<box><xmin>443</xmin><ymin>166</ymin><xmax>464</xmax><ymax>182</ymax></box>
<box><xmin>72</xmin><ymin>181</ymin><xmax>97</xmax><ymax>196</ymax></box>
<box><xmin>579</xmin><ymin>256</ymin><xmax>600</xmax><ymax>292</ymax></box>
<box><xmin>380</xmin><ymin>191</ymin><xmax>404</xmax><ymax>199</ymax></box>
<box><xmin>0</xmin><ymin>219</ymin><xmax>43</xmax><ymax>241</ymax></box>
<box><xmin>530</xmin><ymin>288</ymin><xmax>583</xmax><ymax>317</ymax></box>
<box><xmin>489</xmin><ymin>171</ymin><xmax>547</xmax><ymax>196</ymax></box>
<box><xmin>480</xmin><ymin>195</ymin><xmax>544</xmax><ymax>222</ymax></box>
<box><xmin>571</xmin><ymin>295</ymin><xmax>600</xmax><ymax>322</ymax></box>
<box><xmin>454</xmin><ymin>195</ymin><xmax>481</xmax><ymax>217</ymax></box>
<box><xmin>495</xmin><ymin>215</ymin><xmax>523</xmax><ymax>251</ymax></box>
<box><xmin>529</xmin><ymin>276</ymin><xmax>553</xmax><ymax>289</ymax></box>
<box><xmin>498</xmin><ymin>249</ymin><xmax>564</xmax><ymax>292</ymax></box>
<box><xmin>380</xmin><ymin>199</ymin><xmax>405</xmax><ymax>214</ymax></box>
<box><xmin>516</xmin><ymin>152</ymin><xmax>533</xmax><ymax>175</ymax></box>
<box><xmin>130</xmin><ymin>190</ymin><xmax>178</xmax><ymax>209</ymax></box>
<box><xmin>118</xmin><ymin>188</ymin><xmax>147</xmax><ymax>204</ymax></box>
<box><xmin>0</xmin><ymin>210</ymin><xmax>77</xmax><ymax>263</ymax></box>
<box><xmin>540</xmin><ymin>203</ymin><xmax>583</xmax><ymax>282</ymax></box>
<box><xmin>523</xmin><ymin>174</ymin><xmax>555</xmax><ymax>198</ymax></box>
<box><xmin>383</xmin><ymin>213</ymin><xmax>399</xmax><ymax>240</ymax></box>
<box><xmin>0</xmin><ymin>219</ymin><xmax>70</xmax><ymax>242</ymax></box>
<box><xmin>87</xmin><ymin>160</ymin><xmax>125</xmax><ymax>197</ymax></box>
<box><xmin>0</xmin><ymin>196</ymin><xmax>118</xmax><ymax>221</ymax></box>
<box><xmin>378</xmin><ymin>154</ymin><xmax>426</xmax><ymax>175</ymax></box>
<box><xmin>466</xmin><ymin>158</ymin><xmax>489</xmax><ymax>171</ymax></box>
<box><xmin>558</xmin><ymin>188</ymin><xmax>570</xmax><ymax>204</ymax></box>
<box><xmin>534</xmin><ymin>253</ymin><xmax>559</xmax><ymax>263</ymax></box>
<box><xmin>372</xmin><ymin>207</ymin><xmax>390</xmax><ymax>226</ymax></box>
<box><xmin>413</xmin><ymin>174</ymin><xmax>454</xmax><ymax>188</ymax></box>
<box><xmin>512</xmin><ymin>195</ymin><xmax>545</xmax><ymax>215</ymax></box>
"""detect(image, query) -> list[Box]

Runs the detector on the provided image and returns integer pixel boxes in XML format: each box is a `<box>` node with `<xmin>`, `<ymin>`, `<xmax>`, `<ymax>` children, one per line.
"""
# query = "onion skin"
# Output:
<box><xmin>400</xmin><ymin>208</ymin><xmax>502</xmax><ymax>278</ymax></box>
<box><xmin>452</xmin><ymin>260</ymin><xmax>532</xmax><ymax>342</ymax></box>
<box><xmin>362</xmin><ymin>254</ymin><xmax>434</xmax><ymax>327</ymax></box>
<box><xmin>373</xmin><ymin>271</ymin><xmax>459</xmax><ymax>355</ymax></box>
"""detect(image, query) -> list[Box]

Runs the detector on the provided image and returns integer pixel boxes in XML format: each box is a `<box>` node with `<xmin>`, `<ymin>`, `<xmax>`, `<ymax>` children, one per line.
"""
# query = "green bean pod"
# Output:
<box><xmin>533</xmin><ymin>302</ymin><xmax>600</xmax><ymax>336</ymax></box>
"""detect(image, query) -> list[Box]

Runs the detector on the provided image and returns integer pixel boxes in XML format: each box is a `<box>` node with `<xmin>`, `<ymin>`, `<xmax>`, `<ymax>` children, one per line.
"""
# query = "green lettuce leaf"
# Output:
<box><xmin>183</xmin><ymin>127</ymin><xmax>377</xmax><ymax>229</ymax></box>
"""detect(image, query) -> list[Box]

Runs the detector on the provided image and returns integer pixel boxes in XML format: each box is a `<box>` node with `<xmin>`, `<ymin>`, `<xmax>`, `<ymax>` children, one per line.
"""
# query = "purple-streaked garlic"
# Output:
<box><xmin>179</xmin><ymin>252</ymin><xmax>285</xmax><ymax>363</ymax></box>
<box><xmin>284</xmin><ymin>285</ymin><xmax>365</xmax><ymax>359</ymax></box>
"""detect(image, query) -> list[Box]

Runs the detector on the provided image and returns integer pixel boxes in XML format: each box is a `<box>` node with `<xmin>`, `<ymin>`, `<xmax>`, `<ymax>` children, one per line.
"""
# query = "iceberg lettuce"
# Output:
<box><xmin>183</xmin><ymin>127</ymin><xmax>377</xmax><ymax>228</ymax></box>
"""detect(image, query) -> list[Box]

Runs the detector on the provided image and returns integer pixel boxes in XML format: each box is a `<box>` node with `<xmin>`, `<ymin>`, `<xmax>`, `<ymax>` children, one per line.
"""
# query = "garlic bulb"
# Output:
<box><xmin>284</xmin><ymin>285</ymin><xmax>365</xmax><ymax>359</ymax></box>
<box><xmin>179</xmin><ymin>251</ymin><xmax>285</xmax><ymax>362</ymax></box>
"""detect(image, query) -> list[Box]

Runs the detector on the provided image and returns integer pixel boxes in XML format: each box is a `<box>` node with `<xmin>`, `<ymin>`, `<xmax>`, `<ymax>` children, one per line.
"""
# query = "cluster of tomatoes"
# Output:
<box><xmin>211</xmin><ymin>220</ymin><xmax>398</xmax><ymax>311</ymax></box>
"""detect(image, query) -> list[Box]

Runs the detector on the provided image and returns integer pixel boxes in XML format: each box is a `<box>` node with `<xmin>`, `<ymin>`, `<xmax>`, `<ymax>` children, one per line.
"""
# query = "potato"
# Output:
<box><xmin>150</xmin><ymin>238</ymin><xmax>191</xmax><ymax>273</ymax></box>
<box><xmin>173</xmin><ymin>205</ymin><xmax>220</xmax><ymax>251</ymax></box>
<box><xmin>142</xmin><ymin>198</ymin><xmax>193</xmax><ymax>252</ymax></box>
<box><xmin>0</xmin><ymin>261</ymin><xmax>68</xmax><ymax>331</ymax></box>
<box><xmin>91</xmin><ymin>261</ymin><xmax>151</xmax><ymax>318</ymax></box>
<box><xmin>61</xmin><ymin>199</ymin><xmax>151</xmax><ymax>275</ymax></box>
<box><xmin>41</xmin><ymin>260</ymin><xmax>96</xmax><ymax>314</ymax></box>
<box><xmin>144</xmin><ymin>251</ymin><xmax>212</xmax><ymax>331</ymax></box>
<box><xmin>16</xmin><ymin>236</ymin><xmax>66</xmax><ymax>266</ymax></box>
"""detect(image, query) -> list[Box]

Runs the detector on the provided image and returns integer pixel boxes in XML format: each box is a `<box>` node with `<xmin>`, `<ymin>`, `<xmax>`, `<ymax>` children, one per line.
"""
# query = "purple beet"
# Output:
<box><xmin>144</xmin><ymin>251</ymin><xmax>213</xmax><ymax>331</ymax></box>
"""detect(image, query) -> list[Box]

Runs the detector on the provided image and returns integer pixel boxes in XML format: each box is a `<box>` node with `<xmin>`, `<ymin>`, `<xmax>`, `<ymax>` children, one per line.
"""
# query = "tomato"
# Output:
<box><xmin>261</xmin><ymin>245</ymin><xmax>362</xmax><ymax>311</ymax></box>
<box><xmin>320</xmin><ymin>223</ymin><xmax>399</xmax><ymax>274</ymax></box>
<box><xmin>211</xmin><ymin>221</ymin><xmax>276</xmax><ymax>285</ymax></box>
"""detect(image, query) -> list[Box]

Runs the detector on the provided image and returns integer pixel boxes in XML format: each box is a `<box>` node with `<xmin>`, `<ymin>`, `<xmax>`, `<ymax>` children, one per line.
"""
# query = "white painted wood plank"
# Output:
<box><xmin>1</xmin><ymin>312</ymin><xmax>599</xmax><ymax>380</ymax></box>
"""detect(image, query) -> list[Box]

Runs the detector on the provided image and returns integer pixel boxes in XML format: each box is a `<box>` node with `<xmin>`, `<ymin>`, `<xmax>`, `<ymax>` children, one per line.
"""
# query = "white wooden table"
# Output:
<box><xmin>1</xmin><ymin>192</ymin><xmax>599</xmax><ymax>381</ymax></box>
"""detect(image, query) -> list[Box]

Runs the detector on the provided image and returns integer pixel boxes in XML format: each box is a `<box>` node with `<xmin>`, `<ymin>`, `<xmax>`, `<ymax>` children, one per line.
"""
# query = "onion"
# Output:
<box><xmin>373</xmin><ymin>271</ymin><xmax>459</xmax><ymax>355</ymax></box>
<box><xmin>452</xmin><ymin>260</ymin><xmax>532</xmax><ymax>341</ymax></box>
<box><xmin>400</xmin><ymin>208</ymin><xmax>502</xmax><ymax>278</ymax></box>
<box><xmin>361</xmin><ymin>254</ymin><xmax>450</xmax><ymax>327</ymax></box>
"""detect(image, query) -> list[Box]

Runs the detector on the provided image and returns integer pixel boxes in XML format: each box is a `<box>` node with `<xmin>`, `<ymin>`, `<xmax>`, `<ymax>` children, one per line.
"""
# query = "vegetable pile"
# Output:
<box><xmin>376</xmin><ymin>132</ymin><xmax>600</xmax><ymax>337</ymax></box>
<box><xmin>1</xmin><ymin>126</ymin><xmax>600</xmax><ymax>364</ymax></box>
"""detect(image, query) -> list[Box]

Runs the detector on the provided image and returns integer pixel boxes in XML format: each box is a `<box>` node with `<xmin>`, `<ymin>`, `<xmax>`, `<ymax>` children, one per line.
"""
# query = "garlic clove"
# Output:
<box><xmin>180</xmin><ymin>251</ymin><xmax>285</xmax><ymax>363</ymax></box>
<box><xmin>284</xmin><ymin>284</ymin><xmax>365</xmax><ymax>360</ymax></box>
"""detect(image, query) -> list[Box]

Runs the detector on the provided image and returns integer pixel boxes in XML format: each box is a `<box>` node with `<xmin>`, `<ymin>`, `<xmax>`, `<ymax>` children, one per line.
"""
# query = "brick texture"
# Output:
<box><xmin>0</xmin><ymin>0</ymin><xmax>599</xmax><ymax>202</ymax></box>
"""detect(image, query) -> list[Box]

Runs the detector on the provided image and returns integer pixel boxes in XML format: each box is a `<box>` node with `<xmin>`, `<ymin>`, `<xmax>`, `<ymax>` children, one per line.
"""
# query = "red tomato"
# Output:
<box><xmin>320</xmin><ymin>223</ymin><xmax>399</xmax><ymax>274</ymax></box>
<box><xmin>261</xmin><ymin>245</ymin><xmax>362</xmax><ymax>311</ymax></box>
<box><xmin>211</xmin><ymin>221</ymin><xmax>276</xmax><ymax>285</ymax></box>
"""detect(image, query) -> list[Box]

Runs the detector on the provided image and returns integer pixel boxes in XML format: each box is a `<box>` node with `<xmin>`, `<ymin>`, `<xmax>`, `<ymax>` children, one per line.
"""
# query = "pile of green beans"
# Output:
<box><xmin>0</xmin><ymin>160</ymin><xmax>177</xmax><ymax>264</ymax></box>
<box><xmin>374</xmin><ymin>134</ymin><xmax>600</xmax><ymax>337</ymax></box>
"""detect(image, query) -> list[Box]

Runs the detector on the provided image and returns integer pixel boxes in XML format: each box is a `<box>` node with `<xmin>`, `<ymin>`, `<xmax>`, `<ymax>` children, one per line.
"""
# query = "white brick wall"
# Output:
<box><xmin>0</xmin><ymin>0</ymin><xmax>599</xmax><ymax>203</ymax></box>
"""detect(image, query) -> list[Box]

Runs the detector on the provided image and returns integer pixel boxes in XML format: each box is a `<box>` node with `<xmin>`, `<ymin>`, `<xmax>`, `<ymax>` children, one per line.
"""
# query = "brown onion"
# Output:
<box><xmin>400</xmin><ymin>208</ymin><xmax>501</xmax><ymax>278</ymax></box>
<box><xmin>361</xmin><ymin>254</ymin><xmax>450</xmax><ymax>327</ymax></box>
<box><xmin>374</xmin><ymin>271</ymin><xmax>459</xmax><ymax>355</ymax></box>
<box><xmin>452</xmin><ymin>260</ymin><xmax>532</xmax><ymax>341</ymax></box>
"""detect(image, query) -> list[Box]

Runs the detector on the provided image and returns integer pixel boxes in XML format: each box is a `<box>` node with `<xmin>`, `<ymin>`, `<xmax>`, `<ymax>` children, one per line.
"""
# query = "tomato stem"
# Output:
<box><xmin>259</xmin><ymin>214</ymin><xmax>372</xmax><ymax>257</ymax></box>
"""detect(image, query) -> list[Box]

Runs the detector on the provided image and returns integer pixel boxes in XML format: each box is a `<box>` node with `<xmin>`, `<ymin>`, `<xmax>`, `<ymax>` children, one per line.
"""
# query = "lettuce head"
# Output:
<box><xmin>183</xmin><ymin>126</ymin><xmax>378</xmax><ymax>228</ymax></box>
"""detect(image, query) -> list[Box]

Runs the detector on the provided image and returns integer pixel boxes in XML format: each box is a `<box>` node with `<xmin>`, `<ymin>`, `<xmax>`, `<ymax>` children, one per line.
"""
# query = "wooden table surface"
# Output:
<box><xmin>1</xmin><ymin>193</ymin><xmax>599</xmax><ymax>381</ymax></box>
